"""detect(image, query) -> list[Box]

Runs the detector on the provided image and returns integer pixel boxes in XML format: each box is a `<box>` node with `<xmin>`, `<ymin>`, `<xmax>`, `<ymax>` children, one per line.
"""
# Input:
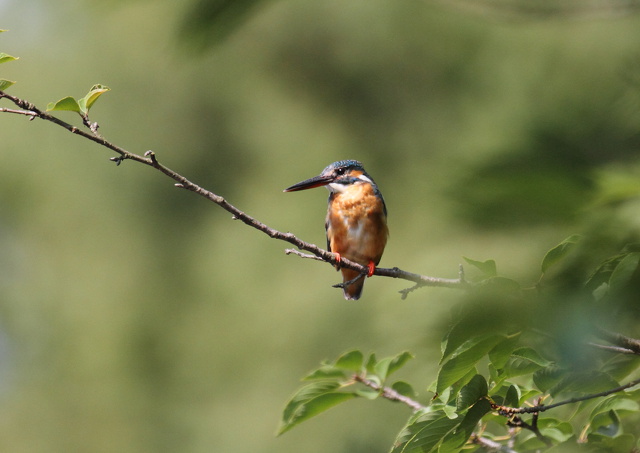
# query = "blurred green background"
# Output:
<box><xmin>2</xmin><ymin>0</ymin><xmax>640</xmax><ymax>451</ymax></box>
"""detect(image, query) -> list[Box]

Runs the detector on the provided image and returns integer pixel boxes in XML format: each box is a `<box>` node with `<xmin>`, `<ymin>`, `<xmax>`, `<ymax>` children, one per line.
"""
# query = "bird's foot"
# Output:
<box><xmin>367</xmin><ymin>261</ymin><xmax>375</xmax><ymax>277</ymax></box>
<box><xmin>333</xmin><ymin>252</ymin><xmax>342</xmax><ymax>269</ymax></box>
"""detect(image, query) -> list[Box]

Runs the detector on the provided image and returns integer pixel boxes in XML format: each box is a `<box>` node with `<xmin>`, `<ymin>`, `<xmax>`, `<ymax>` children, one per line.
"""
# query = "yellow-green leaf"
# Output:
<box><xmin>46</xmin><ymin>96</ymin><xmax>81</xmax><ymax>113</ymax></box>
<box><xmin>0</xmin><ymin>53</ymin><xmax>18</xmax><ymax>64</ymax></box>
<box><xmin>0</xmin><ymin>79</ymin><xmax>15</xmax><ymax>90</ymax></box>
<box><xmin>78</xmin><ymin>84</ymin><xmax>110</xmax><ymax>113</ymax></box>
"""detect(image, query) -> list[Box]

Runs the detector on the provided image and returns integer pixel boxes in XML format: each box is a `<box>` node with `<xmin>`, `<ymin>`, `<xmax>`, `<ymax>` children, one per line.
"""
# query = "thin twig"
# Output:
<box><xmin>503</xmin><ymin>397</ymin><xmax>551</xmax><ymax>447</ymax></box>
<box><xmin>588</xmin><ymin>342</ymin><xmax>638</xmax><ymax>355</ymax></box>
<box><xmin>496</xmin><ymin>376</ymin><xmax>640</xmax><ymax>415</ymax></box>
<box><xmin>333</xmin><ymin>273</ymin><xmax>365</xmax><ymax>290</ymax></box>
<box><xmin>353</xmin><ymin>374</ymin><xmax>425</xmax><ymax>411</ymax></box>
<box><xmin>470</xmin><ymin>434</ymin><xmax>518</xmax><ymax>453</ymax></box>
<box><xmin>0</xmin><ymin>90</ymin><xmax>469</xmax><ymax>297</ymax></box>
<box><xmin>284</xmin><ymin>249</ymin><xmax>324</xmax><ymax>261</ymax></box>
<box><xmin>0</xmin><ymin>107</ymin><xmax>37</xmax><ymax>117</ymax></box>
<box><xmin>594</xmin><ymin>327</ymin><xmax>640</xmax><ymax>355</ymax></box>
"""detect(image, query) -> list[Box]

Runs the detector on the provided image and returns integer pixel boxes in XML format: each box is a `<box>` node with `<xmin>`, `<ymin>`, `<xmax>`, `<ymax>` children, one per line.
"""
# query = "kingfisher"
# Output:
<box><xmin>284</xmin><ymin>160</ymin><xmax>388</xmax><ymax>300</ymax></box>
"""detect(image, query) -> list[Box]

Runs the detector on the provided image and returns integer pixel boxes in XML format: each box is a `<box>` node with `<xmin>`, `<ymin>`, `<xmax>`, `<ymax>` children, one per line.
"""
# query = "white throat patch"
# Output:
<box><xmin>327</xmin><ymin>182</ymin><xmax>347</xmax><ymax>193</ymax></box>
<box><xmin>326</xmin><ymin>174</ymin><xmax>372</xmax><ymax>193</ymax></box>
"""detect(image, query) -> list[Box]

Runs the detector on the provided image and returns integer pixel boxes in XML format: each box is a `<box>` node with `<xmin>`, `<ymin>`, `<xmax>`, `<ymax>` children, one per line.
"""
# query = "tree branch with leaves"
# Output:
<box><xmin>3</xmin><ymin>35</ymin><xmax>640</xmax><ymax>453</ymax></box>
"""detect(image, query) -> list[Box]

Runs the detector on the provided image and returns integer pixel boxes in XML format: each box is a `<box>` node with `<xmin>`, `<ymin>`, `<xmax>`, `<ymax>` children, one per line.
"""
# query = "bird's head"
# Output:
<box><xmin>283</xmin><ymin>160</ymin><xmax>376</xmax><ymax>193</ymax></box>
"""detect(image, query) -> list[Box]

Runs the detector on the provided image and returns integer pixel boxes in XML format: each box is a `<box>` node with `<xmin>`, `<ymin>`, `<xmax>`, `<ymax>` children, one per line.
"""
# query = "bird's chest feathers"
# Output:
<box><xmin>327</xmin><ymin>183</ymin><xmax>387</xmax><ymax>261</ymax></box>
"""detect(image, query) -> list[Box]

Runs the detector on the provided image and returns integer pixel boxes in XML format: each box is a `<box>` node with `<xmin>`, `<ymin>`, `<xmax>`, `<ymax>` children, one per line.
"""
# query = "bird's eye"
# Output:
<box><xmin>335</xmin><ymin>167</ymin><xmax>346</xmax><ymax>175</ymax></box>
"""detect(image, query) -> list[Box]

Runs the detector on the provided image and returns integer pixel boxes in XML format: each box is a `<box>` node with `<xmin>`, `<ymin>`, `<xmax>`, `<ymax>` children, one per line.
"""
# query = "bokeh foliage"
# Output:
<box><xmin>2</xmin><ymin>0</ymin><xmax>640</xmax><ymax>451</ymax></box>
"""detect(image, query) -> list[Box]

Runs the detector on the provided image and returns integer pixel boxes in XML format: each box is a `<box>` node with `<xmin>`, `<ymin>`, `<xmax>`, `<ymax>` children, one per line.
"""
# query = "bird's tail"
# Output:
<box><xmin>340</xmin><ymin>268</ymin><xmax>366</xmax><ymax>300</ymax></box>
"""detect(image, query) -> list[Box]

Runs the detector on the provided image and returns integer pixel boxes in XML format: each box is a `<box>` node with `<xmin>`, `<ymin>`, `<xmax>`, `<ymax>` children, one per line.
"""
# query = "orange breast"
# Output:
<box><xmin>326</xmin><ymin>183</ymin><xmax>388</xmax><ymax>266</ymax></box>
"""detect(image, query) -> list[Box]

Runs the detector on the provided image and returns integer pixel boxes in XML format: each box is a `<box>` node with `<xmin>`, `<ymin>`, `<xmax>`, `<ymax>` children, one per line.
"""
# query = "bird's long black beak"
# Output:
<box><xmin>283</xmin><ymin>174</ymin><xmax>334</xmax><ymax>192</ymax></box>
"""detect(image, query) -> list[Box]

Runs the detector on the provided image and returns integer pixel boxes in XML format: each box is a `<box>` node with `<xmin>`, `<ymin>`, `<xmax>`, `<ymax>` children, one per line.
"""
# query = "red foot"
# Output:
<box><xmin>334</xmin><ymin>252</ymin><xmax>342</xmax><ymax>266</ymax></box>
<box><xmin>367</xmin><ymin>261</ymin><xmax>375</xmax><ymax>277</ymax></box>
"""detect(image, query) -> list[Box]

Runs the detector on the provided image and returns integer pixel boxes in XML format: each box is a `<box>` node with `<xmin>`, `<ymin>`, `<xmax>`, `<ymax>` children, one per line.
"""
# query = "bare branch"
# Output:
<box><xmin>0</xmin><ymin>90</ymin><xmax>467</xmax><ymax>297</ymax></box>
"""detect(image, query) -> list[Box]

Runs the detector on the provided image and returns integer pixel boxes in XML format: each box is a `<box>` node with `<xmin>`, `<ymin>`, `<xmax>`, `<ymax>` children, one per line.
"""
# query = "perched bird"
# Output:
<box><xmin>284</xmin><ymin>160</ymin><xmax>388</xmax><ymax>300</ymax></box>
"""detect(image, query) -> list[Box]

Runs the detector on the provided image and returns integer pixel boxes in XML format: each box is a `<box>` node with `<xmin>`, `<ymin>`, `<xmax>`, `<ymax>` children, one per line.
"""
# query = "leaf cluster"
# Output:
<box><xmin>279</xmin><ymin>350</ymin><xmax>414</xmax><ymax>435</ymax></box>
<box><xmin>281</xmin><ymin>236</ymin><xmax>640</xmax><ymax>452</ymax></box>
<box><xmin>3</xmin><ymin>33</ymin><xmax>640</xmax><ymax>452</ymax></box>
<box><xmin>0</xmin><ymin>30</ymin><xmax>18</xmax><ymax>90</ymax></box>
<box><xmin>46</xmin><ymin>84</ymin><xmax>110</xmax><ymax>117</ymax></box>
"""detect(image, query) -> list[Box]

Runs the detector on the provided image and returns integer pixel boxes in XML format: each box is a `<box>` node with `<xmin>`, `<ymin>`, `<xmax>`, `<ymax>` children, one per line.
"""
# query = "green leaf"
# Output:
<box><xmin>447</xmin><ymin>368</ymin><xmax>479</xmax><ymax>405</ymax></box>
<box><xmin>441</xmin><ymin>320</ymin><xmax>500</xmax><ymax>365</ymax></box>
<box><xmin>77</xmin><ymin>84</ymin><xmax>110</xmax><ymax>114</ymax></box>
<box><xmin>391</xmin><ymin>409</ymin><xmax>460</xmax><ymax>453</ymax></box>
<box><xmin>586</xmin><ymin>252</ymin><xmax>627</xmax><ymax>292</ymax></box>
<box><xmin>488</xmin><ymin>381</ymin><xmax>522</xmax><ymax>406</ymax></box>
<box><xmin>442</xmin><ymin>404</ymin><xmax>458</xmax><ymax>420</ymax></box>
<box><xmin>365</xmin><ymin>353</ymin><xmax>377</xmax><ymax>374</ymax></box>
<box><xmin>537</xmin><ymin>418</ymin><xmax>574</xmax><ymax>443</ymax></box>
<box><xmin>278</xmin><ymin>381</ymin><xmax>358</xmax><ymax>435</ymax></box>
<box><xmin>541</xmin><ymin>234</ymin><xmax>582</xmax><ymax>273</ymax></box>
<box><xmin>375</xmin><ymin>351</ymin><xmax>413</xmax><ymax>382</ymax></box>
<box><xmin>504</xmin><ymin>384</ymin><xmax>520</xmax><ymax>407</ymax></box>
<box><xmin>454</xmin><ymin>399</ymin><xmax>492</xmax><ymax>444</ymax></box>
<box><xmin>457</xmin><ymin>374</ymin><xmax>487</xmax><ymax>410</ymax></box>
<box><xmin>437</xmin><ymin>399</ymin><xmax>493</xmax><ymax>453</ymax></box>
<box><xmin>587</xmin><ymin>433</ymin><xmax>635</xmax><ymax>451</ymax></box>
<box><xmin>437</xmin><ymin>335</ymin><xmax>504</xmax><ymax>395</ymax></box>
<box><xmin>392</xmin><ymin>381</ymin><xmax>417</xmax><ymax>400</ymax></box>
<box><xmin>355</xmin><ymin>387</ymin><xmax>380</xmax><ymax>400</ymax></box>
<box><xmin>303</xmin><ymin>365</ymin><xmax>346</xmax><ymax>381</ymax></box>
<box><xmin>463</xmin><ymin>257</ymin><xmax>497</xmax><ymax>277</ymax></box>
<box><xmin>478</xmin><ymin>276</ymin><xmax>521</xmax><ymax>292</ymax></box>
<box><xmin>590</xmin><ymin>396</ymin><xmax>639</xmax><ymax>421</ymax></box>
<box><xmin>46</xmin><ymin>96</ymin><xmax>81</xmax><ymax>113</ymax></box>
<box><xmin>550</xmin><ymin>371</ymin><xmax>619</xmax><ymax>397</ymax></box>
<box><xmin>0</xmin><ymin>52</ymin><xmax>18</xmax><ymax>64</ymax></box>
<box><xmin>601</xmin><ymin>354</ymin><xmax>640</xmax><ymax>382</ymax></box>
<box><xmin>533</xmin><ymin>365</ymin><xmax>564</xmax><ymax>392</ymax></box>
<box><xmin>500</xmin><ymin>348</ymin><xmax>550</xmax><ymax>379</ymax></box>
<box><xmin>387</xmin><ymin>351</ymin><xmax>414</xmax><ymax>376</ymax></box>
<box><xmin>0</xmin><ymin>79</ymin><xmax>15</xmax><ymax>90</ymax></box>
<box><xmin>518</xmin><ymin>388</ymin><xmax>543</xmax><ymax>405</ymax></box>
<box><xmin>488</xmin><ymin>333</ymin><xmax>521</xmax><ymax>369</ymax></box>
<box><xmin>608</xmin><ymin>252</ymin><xmax>640</xmax><ymax>293</ymax></box>
<box><xmin>281</xmin><ymin>381</ymin><xmax>339</xmax><ymax>422</ymax></box>
<box><xmin>591</xmin><ymin>409</ymin><xmax>620</xmax><ymax>436</ymax></box>
<box><xmin>334</xmin><ymin>350</ymin><xmax>363</xmax><ymax>372</ymax></box>
<box><xmin>441</xmin><ymin>323</ymin><xmax>469</xmax><ymax>365</ymax></box>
